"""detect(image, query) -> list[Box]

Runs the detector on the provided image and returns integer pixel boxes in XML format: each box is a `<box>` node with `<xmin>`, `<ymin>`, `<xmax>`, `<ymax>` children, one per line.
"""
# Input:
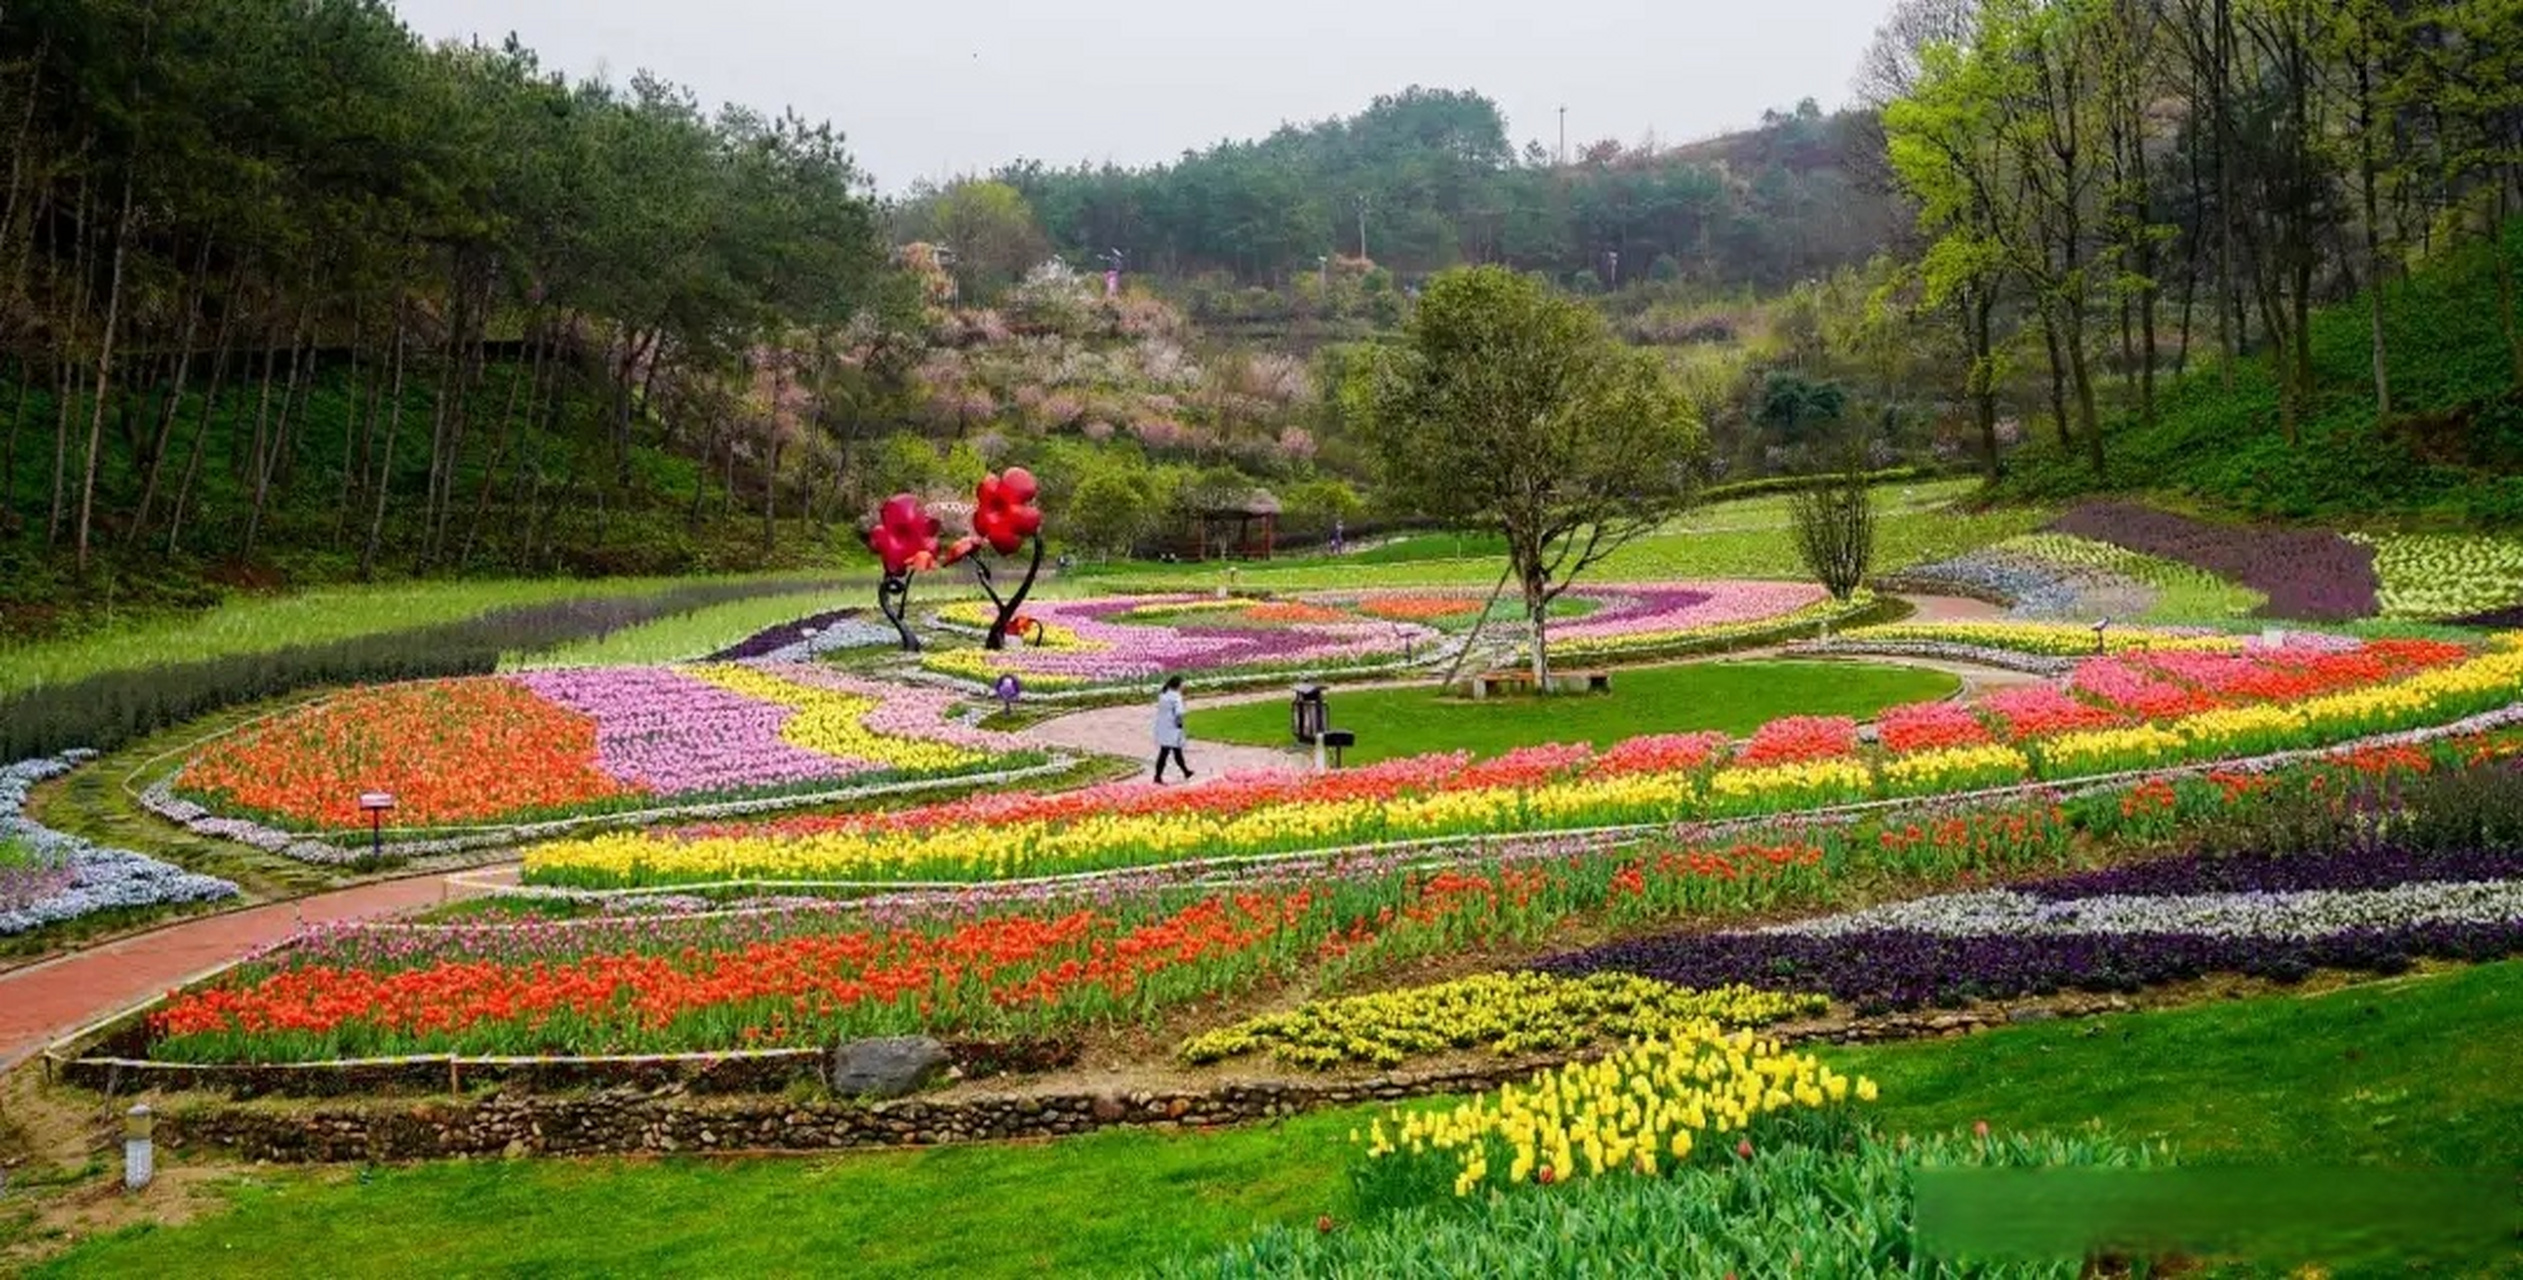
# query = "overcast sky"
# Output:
<box><xmin>393</xmin><ymin>0</ymin><xmax>1893</xmax><ymax>194</ymax></box>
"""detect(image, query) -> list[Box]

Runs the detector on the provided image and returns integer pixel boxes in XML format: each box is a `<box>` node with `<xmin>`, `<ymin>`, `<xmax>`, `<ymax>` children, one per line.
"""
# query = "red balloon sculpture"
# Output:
<box><xmin>963</xmin><ymin>468</ymin><xmax>1047</xmax><ymax>651</ymax></box>
<box><xmin>865</xmin><ymin>493</ymin><xmax>953</xmax><ymax>651</ymax></box>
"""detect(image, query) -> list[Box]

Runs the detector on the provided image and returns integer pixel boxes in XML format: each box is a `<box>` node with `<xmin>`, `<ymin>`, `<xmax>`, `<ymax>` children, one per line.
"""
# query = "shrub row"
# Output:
<box><xmin>0</xmin><ymin>578</ymin><xmax>830</xmax><ymax>761</ymax></box>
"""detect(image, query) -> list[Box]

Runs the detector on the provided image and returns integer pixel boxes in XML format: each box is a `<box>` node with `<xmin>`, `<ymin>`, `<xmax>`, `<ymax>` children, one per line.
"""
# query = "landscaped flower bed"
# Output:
<box><xmin>920</xmin><ymin>595</ymin><xmax>1449</xmax><ymax>691</ymax></box>
<box><xmin>520</xmin><ymin>635</ymin><xmax>2515</xmax><ymax>888</ymax></box>
<box><xmin>125</xmin><ymin>741</ymin><xmax>2515</xmax><ymax>1064</ymax></box>
<box><xmin>1535</xmin><ymin>763</ymin><xmax>2523</xmax><ymax>1011</ymax></box>
<box><xmin>2348</xmin><ymin>532</ymin><xmax>2523</xmax><ymax>621</ymax></box>
<box><xmin>171</xmin><ymin>663</ymin><xmax>1035</xmax><ymax>832</ymax></box>
<box><xmin>918</xmin><ymin>583</ymin><xmax>1847</xmax><ymax>692</ymax></box>
<box><xmin>3</xmin><ymin>754</ymin><xmax>239</xmax><ymax>936</ymax></box>
<box><xmin>2049</xmin><ymin>502</ymin><xmax>2380</xmax><ymax>620</ymax></box>
<box><xmin>1178</xmin><ymin>972</ymin><xmax>1826</xmax><ymax>1069</ymax></box>
<box><xmin>1352</xmin><ymin>1029</ymin><xmax>1873</xmax><ymax>1196</ymax></box>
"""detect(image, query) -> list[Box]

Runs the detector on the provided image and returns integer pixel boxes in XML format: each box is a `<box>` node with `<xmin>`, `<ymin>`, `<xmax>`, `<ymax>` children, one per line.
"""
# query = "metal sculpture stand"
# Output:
<box><xmin>878</xmin><ymin>572</ymin><xmax>920</xmax><ymax>652</ymax></box>
<box><xmin>973</xmin><ymin>535</ymin><xmax>1045</xmax><ymax>651</ymax></box>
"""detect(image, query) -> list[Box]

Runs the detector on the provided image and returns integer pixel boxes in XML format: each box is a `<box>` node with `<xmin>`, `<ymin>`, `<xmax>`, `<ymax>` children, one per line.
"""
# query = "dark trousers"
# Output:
<box><xmin>1154</xmin><ymin>746</ymin><xmax>1191</xmax><ymax>781</ymax></box>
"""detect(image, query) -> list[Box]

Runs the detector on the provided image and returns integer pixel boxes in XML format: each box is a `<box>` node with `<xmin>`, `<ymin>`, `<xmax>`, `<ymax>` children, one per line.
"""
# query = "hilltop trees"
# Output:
<box><xmin>0</xmin><ymin>0</ymin><xmax>888</xmax><ymax>579</ymax></box>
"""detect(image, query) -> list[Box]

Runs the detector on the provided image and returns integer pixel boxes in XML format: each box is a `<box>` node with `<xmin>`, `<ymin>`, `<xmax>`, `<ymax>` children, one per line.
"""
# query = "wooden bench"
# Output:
<box><xmin>1467</xmin><ymin>668</ymin><xmax>1612</xmax><ymax>699</ymax></box>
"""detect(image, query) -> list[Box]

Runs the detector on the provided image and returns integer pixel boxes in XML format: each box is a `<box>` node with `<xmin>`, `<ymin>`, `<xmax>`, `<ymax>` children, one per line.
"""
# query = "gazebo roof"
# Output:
<box><xmin>1197</xmin><ymin>489</ymin><xmax>1281</xmax><ymax>517</ymax></box>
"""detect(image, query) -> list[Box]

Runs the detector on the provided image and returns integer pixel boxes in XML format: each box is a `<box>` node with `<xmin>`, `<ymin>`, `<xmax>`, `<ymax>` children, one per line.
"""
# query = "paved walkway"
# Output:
<box><xmin>0</xmin><ymin>871</ymin><xmax>478</xmax><ymax>1072</ymax></box>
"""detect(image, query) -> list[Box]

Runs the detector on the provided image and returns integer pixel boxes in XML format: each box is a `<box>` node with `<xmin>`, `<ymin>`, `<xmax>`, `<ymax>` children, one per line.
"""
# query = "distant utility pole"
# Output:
<box><xmin>1558</xmin><ymin>106</ymin><xmax>1566</xmax><ymax>166</ymax></box>
<box><xmin>1354</xmin><ymin>194</ymin><xmax>1370</xmax><ymax>260</ymax></box>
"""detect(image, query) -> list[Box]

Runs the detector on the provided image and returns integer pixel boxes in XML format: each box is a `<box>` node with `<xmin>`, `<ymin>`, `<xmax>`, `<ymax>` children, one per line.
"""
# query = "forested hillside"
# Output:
<box><xmin>0</xmin><ymin>0</ymin><xmax>892</xmax><ymax>623</ymax></box>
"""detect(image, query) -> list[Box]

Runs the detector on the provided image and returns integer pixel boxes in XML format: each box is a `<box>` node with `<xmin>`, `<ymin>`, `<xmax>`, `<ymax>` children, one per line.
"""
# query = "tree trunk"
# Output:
<box><xmin>361</xmin><ymin>302</ymin><xmax>409</xmax><ymax>579</ymax></box>
<box><xmin>73</xmin><ymin>174</ymin><xmax>136</xmax><ymax>572</ymax></box>
<box><xmin>130</xmin><ymin>237</ymin><xmax>214</xmax><ymax>543</ymax></box>
<box><xmin>1971</xmin><ymin>287</ymin><xmax>2000</xmax><ymax>482</ymax></box>
<box><xmin>1525</xmin><ymin>583</ymin><xmax>1551</xmax><ymax>690</ymax></box>
<box><xmin>2040</xmin><ymin>310</ymin><xmax>2072</xmax><ymax>448</ymax></box>
<box><xmin>165</xmin><ymin>282</ymin><xmax>241</xmax><ymax>556</ymax></box>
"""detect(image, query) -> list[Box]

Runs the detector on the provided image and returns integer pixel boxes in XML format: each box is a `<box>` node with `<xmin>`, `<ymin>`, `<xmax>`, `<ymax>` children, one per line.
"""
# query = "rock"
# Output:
<box><xmin>827</xmin><ymin>1037</ymin><xmax>951</xmax><ymax>1100</ymax></box>
<box><xmin>1090</xmin><ymin>1094</ymin><xmax>1126</xmax><ymax>1122</ymax></box>
<box><xmin>2006</xmin><ymin>1007</ymin><xmax>2060</xmax><ymax>1024</ymax></box>
<box><xmin>502</xmin><ymin>1139</ymin><xmax>526</xmax><ymax>1160</ymax></box>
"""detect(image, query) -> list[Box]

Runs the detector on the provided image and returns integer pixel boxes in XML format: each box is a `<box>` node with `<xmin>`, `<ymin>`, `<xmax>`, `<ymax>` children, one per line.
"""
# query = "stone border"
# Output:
<box><xmin>139</xmin><ymin>996</ymin><xmax>2137</xmax><ymax>1162</ymax></box>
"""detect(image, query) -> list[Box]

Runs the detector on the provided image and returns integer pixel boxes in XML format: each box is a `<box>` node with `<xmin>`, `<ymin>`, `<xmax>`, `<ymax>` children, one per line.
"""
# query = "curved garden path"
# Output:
<box><xmin>0</xmin><ymin>595</ymin><xmax>2025</xmax><ymax>1075</ymax></box>
<box><xmin>0</xmin><ymin>870</ymin><xmax>485</xmax><ymax>1072</ymax></box>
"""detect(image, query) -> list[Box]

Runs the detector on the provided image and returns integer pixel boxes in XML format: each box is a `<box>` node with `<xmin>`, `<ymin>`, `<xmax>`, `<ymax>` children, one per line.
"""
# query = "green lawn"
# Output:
<box><xmin>1076</xmin><ymin>481</ymin><xmax>2049</xmax><ymax>594</ymax></box>
<box><xmin>33</xmin><ymin>961</ymin><xmax>2523</xmax><ymax>1278</ymax></box>
<box><xmin>1191</xmin><ymin>659</ymin><xmax>1961</xmax><ymax>764</ymax></box>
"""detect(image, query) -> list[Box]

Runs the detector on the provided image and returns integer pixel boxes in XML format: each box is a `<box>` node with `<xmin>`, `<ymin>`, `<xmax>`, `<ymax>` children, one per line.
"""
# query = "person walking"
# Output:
<box><xmin>1153</xmin><ymin>675</ymin><xmax>1194</xmax><ymax>783</ymax></box>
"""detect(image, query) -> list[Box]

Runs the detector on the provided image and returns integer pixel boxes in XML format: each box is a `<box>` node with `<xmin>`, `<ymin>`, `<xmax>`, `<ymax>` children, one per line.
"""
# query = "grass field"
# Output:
<box><xmin>1191</xmin><ymin>659</ymin><xmax>1961</xmax><ymax>764</ymax></box>
<box><xmin>32</xmin><ymin>960</ymin><xmax>2518</xmax><ymax>1278</ymax></box>
<box><xmin>1085</xmin><ymin>498</ymin><xmax>2050</xmax><ymax>596</ymax></box>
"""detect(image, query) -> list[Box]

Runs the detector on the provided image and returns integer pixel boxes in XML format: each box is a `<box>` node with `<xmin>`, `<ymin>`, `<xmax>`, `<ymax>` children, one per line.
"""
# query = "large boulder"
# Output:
<box><xmin>828</xmin><ymin>1037</ymin><xmax>951</xmax><ymax>1100</ymax></box>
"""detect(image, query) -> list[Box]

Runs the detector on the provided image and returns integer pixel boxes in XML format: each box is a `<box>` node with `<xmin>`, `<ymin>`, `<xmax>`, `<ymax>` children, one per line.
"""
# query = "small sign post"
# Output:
<box><xmin>358</xmin><ymin>792</ymin><xmax>397</xmax><ymax>859</ymax></box>
<box><xmin>2091</xmin><ymin>617</ymin><xmax>2111</xmax><ymax>655</ymax></box>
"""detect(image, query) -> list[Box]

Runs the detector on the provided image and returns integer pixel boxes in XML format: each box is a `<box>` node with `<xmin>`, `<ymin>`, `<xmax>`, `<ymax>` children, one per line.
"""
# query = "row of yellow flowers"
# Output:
<box><xmin>1180</xmin><ymin>973</ymin><xmax>1827</xmax><ymax>1070</ymax></box>
<box><xmin>520</xmin><ymin>638</ymin><xmax>2523</xmax><ymax>888</ymax></box>
<box><xmin>1359</xmin><ymin>1028</ymin><xmax>1876</xmax><ymax>1196</ymax></box>
<box><xmin>681</xmin><ymin>665</ymin><xmax>987</xmax><ymax>774</ymax></box>
<box><xmin>1837</xmin><ymin>620</ymin><xmax>2244</xmax><ymax>657</ymax></box>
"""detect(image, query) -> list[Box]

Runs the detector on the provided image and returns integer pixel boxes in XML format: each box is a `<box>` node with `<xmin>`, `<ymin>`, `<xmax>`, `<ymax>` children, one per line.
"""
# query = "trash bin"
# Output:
<box><xmin>1291</xmin><ymin>684</ymin><xmax>1326</xmax><ymax>745</ymax></box>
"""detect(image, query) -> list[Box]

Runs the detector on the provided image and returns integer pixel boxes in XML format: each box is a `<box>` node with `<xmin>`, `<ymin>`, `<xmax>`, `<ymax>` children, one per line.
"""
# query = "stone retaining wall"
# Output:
<box><xmin>148</xmin><ymin>998</ymin><xmax>2130</xmax><ymax>1163</ymax></box>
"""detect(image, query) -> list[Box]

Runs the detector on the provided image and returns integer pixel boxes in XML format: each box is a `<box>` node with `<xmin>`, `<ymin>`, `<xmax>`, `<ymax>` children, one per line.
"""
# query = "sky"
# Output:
<box><xmin>392</xmin><ymin>0</ymin><xmax>1894</xmax><ymax>194</ymax></box>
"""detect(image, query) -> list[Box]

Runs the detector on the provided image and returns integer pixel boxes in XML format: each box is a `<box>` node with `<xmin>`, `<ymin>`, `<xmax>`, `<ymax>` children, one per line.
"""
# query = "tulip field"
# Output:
<box><xmin>168</xmin><ymin>661</ymin><xmax>1042</xmax><ymax>832</ymax></box>
<box><xmin>19</xmin><ymin>528</ymin><xmax>2523</xmax><ymax>1277</ymax></box>
<box><xmin>516</xmin><ymin>629</ymin><xmax>2514</xmax><ymax>887</ymax></box>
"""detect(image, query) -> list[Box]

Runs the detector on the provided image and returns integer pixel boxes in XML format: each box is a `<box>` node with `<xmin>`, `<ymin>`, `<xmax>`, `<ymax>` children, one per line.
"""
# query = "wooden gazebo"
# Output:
<box><xmin>1192</xmin><ymin>489</ymin><xmax>1281</xmax><ymax>561</ymax></box>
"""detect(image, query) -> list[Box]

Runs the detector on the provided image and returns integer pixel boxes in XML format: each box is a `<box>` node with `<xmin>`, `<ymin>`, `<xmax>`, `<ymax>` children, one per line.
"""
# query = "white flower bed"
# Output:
<box><xmin>1758</xmin><ymin>878</ymin><xmax>2523</xmax><ymax>940</ymax></box>
<box><xmin>2</xmin><ymin>754</ymin><xmax>240</xmax><ymax>935</ymax></box>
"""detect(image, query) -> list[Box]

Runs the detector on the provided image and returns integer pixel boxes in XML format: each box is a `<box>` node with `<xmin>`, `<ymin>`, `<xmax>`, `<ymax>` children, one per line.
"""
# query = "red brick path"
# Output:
<box><xmin>0</xmin><ymin>872</ymin><xmax>470</xmax><ymax>1071</ymax></box>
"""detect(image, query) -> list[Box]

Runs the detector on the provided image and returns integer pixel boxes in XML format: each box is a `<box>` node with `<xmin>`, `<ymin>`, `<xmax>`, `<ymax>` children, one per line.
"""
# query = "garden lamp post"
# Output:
<box><xmin>359</xmin><ymin>792</ymin><xmax>396</xmax><ymax>859</ymax></box>
<box><xmin>124</xmin><ymin>1104</ymin><xmax>154</xmax><ymax>1191</ymax></box>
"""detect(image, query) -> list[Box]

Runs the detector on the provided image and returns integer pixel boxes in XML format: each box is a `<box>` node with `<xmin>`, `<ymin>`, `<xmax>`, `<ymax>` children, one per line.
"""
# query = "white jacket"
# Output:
<box><xmin>1154</xmin><ymin>689</ymin><xmax>1187</xmax><ymax>748</ymax></box>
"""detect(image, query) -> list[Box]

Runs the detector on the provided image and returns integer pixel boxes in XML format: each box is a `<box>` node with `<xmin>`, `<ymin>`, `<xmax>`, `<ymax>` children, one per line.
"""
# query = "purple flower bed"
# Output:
<box><xmin>2018</xmin><ymin>845</ymin><xmax>2523</xmax><ymax>899</ymax></box>
<box><xmin>508</xmin><ymin>667</ymin><xmax>877</xmax><ymax>793</ymax></box>
<box><xmin>1535</xmin><ymin>923</ymin><xmax>2518</xmax><ymax>1012</ymax></box>
<box><xmin>2048</xmin><ymin>502</ymin><xmax>2379</xmax><ymax>621</ymax></box>
<box><xmin>1533</xmin><ymin>831</ymin><xmax>2523</xmax><ymax>1011</ymax></box>
<box><xmin>708</xmin><ymin>608</ymin><xmax>860</xmax><ymax>661</ymax></box>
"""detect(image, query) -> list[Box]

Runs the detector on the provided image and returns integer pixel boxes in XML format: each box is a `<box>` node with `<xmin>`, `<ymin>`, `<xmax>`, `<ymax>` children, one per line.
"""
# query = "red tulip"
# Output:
<box><xmin>1736</xmin><ymin>1139</ymin><xmax>1754</xmax><ymax>1159</ymax></box>
<box><xmin>1315</xmin><ymin>1215</ymin><xmax>1335</xmax><ymax>1234</ymax></box>
<box><xmin>1536</xmin><ymin>1165</ymin><xmax>1555</xmax><ymax>1185</ymax></box>
<box><xmin>1973</xmin><ymin>1119</ymin><xmax>1991</xmax><ymax>1140</ymax></box>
